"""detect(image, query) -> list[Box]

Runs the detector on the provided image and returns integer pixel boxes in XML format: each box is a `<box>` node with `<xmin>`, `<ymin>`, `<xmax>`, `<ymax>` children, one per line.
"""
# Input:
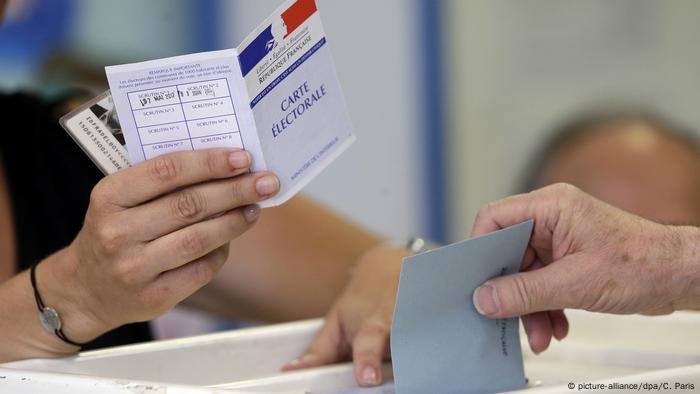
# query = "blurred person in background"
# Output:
<box><xmin>521</xmin><ymin>109</ymin><xmax>700</xmax><ymax>225</ymax></box>
<box><xmin>0</xmin><ymin>0</ymin><xmax>403</xmax><ymax>386</ymax></box>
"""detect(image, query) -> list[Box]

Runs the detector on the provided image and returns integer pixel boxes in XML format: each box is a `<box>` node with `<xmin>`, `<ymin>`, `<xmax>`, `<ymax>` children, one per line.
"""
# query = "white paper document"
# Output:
<box><xmin>105</xmin><ymin>0</ymin><xmax>354</xmax><ymax>206</ymax></box>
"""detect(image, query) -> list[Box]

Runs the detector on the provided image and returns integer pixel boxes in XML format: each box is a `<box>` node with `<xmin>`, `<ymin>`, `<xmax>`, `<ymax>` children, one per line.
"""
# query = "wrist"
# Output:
<box><xmin>353</xmin><ymin>244</ymin><xmax>410</xmax><ymax>276</ymax></box>
<box><xmin>385</xmin><ymin>237</ymin><xmax>441</xmax><ymax>255</ymax></box>
<box><xmin>346</xmin><ymin>244</ymin><xmax>409</xmax><ymax>300</ymax></box>
<box><xmin>667</xmin><ymin>225</ymin><xmax>700</xmax><ymax>310</ymax></box>
<box><xmin>39</xmin><ymin>245</ymin><xmax>109</xmax><ymax>345</ymax></box>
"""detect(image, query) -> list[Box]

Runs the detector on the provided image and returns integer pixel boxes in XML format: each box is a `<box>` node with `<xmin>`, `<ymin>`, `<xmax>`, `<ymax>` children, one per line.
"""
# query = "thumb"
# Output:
<box><xmin>472</xmin><ymin>260</ymin><xmax>578</xmax><ymax>318</ymax></box>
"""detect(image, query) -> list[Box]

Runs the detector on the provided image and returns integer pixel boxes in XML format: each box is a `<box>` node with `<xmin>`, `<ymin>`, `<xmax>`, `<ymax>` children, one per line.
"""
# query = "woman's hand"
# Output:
<box><xmin>471</xmin><ymin>183</ymin><xmax>700</xmax><ymax>354</ymax></box>
<box><xmin>283</xmin><ymin>245</ymin><xmax>409</xmax><ymax>386</ymax></box>
<box><xmin>40</xmin><ymin>148</ymin><xmax>280</xmax><ymax>344</ymax></box>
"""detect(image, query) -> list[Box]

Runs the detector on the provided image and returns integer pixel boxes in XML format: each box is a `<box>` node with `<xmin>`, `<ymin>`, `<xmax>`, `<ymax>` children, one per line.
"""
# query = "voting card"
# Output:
<box><xmin>59</xmin><ymin>90</ymin><xmax>131</xmax><ymax>175</ymax></box>
<box><xmin>104</xmin><ymin>0</ymin><xmax>353</xmax><ymax>207</ymax></box>
<box><xmin>391</xmin><ymin>221</ymin><xmax>533</xmax><ymax>394</ymax></box>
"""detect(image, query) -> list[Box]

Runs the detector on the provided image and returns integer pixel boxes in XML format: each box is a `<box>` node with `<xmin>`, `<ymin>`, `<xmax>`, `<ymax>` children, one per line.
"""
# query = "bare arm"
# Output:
<box><xmin>0</xmin><ymin>154</ymin><xmax>16</xmax><ymax>280</ymax></box>
<box><xmin>185</xmin><ymin>196</ymin><xmax>382</xmax><ymax>322</ymax></box>
<box><xmin>0</xmin><ymin>251</ymin><xmax>85</xmax><ymax>360</ymax></box>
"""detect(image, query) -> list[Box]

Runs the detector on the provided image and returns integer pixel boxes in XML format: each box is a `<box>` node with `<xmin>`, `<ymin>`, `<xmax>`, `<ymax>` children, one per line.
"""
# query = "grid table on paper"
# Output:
<box><xmin>126</xmin><ymin>78</ymin><xmax>244</xmax><ymax>160</ymax></box>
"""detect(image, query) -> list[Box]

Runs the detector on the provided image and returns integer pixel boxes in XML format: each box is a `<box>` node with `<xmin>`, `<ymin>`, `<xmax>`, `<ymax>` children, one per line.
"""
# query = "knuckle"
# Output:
<box><xmin>359</xmin><ymin>320</ymin><xmax>390</xmax><ymax>337</ymax></box>
<box><xmin>180</xmin><ymin>231</ymin><xmax>206</xmax><ymax>256</ymax></box>
<box><xmin>551</xmin><ymin>182</ymin><xmax>580</xmax><ymax>200</ymax></box>
<box><xmin>90</xmin><ymin>179</ymin><xmax>112</xmax><ymax>207</ymax></box>
<box><xmin>354</xmin><ymin>322</ymin><xmax>388</xmax><ymax>360</ymax></box>
<box><xmin>511</xmin><ymin>275</ymin><xmax>536</xmax><ymax>313</ymax></box>
<box><xmin>229</xmin><ymin>179</ymin><xmax>248</xmax><ymax>202</ymax></box>
<box><xmin>475</xmin><ymin>202</ymin><xmax>495</xmax><ymax>222</ymax></box>
<box><xmin>116</xmin><ymin>261</ymin><xmax>141</xmax><ymax>288</ymax></box>
<box><xmin>172</xmin><ymin>189</ymin><xmax>206</xmax><ymax>220</ymax></box>
<box><xmin>549</xmin><ymin>182</ymin><xmax>571</xmax><ymax>193</ymax></box>
<box><xmin>203</xmin><ymin>150</ymin><xmax>221</xmax><ymax>174</ymax></box>
<box><xmin>192</xmin><ymin>259</ymin><xmax>216</xmax><ymax>283</ymax></box>
<box><xmin>149</xmin><ymin>155</ymin><xmax>181</xmax><ymax>184</ymax></box>
<box><xmin>95</xmin><ymin>223</ymin><xmax>129</xmax><ymax>254</ymax></box>
<box><xmin>355</xmin><ymin>347</ymin><xmax>383</xmax><ymax>362</ymax></box>
<box><xmin>557</xmin><ymin>183</ymin><xmax>589</xmax><ymax>214</ymax></box>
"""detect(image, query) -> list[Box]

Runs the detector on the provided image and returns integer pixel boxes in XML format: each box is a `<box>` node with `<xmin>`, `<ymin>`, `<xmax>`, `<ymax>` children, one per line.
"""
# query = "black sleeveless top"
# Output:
<box><xmin>0</xmin><ymin>92</ymin><xmax>152</xmax><ymax>350</ymax></box>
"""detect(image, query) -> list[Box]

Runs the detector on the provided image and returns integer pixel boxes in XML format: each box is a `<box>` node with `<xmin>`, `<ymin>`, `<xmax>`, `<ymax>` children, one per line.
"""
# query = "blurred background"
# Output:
<box><xmin>3</xmin><ymin>0</ymin><xmax>700</xmax><ymax>335</ymax></box>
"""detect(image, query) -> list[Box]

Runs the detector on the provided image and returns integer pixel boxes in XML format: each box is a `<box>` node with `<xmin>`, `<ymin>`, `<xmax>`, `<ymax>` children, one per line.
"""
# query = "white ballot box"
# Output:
<box><xmin>2</xmin><ymin>310</ymin><xmax>700</xmax><ymax>393</ymax></box>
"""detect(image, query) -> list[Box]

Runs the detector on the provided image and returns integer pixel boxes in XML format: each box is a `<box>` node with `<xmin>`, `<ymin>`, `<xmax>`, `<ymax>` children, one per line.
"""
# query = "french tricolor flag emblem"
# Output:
<box><xmin>239</xmin><ymin>0</ymin><xmax>318</xmax><ymax>77</ymax></box>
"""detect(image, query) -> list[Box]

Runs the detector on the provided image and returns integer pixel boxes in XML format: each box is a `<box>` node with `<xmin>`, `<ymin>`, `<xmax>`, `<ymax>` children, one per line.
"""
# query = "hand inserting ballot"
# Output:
<box><xmin>471</xmin><ymin>183</ymin><xmax>700</xmax><ymax>354</ymax></box>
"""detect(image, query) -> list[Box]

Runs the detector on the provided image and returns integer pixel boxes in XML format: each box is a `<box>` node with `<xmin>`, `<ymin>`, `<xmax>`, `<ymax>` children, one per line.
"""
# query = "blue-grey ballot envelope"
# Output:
<box><xmin>391</xmin><ymin>220</ymin><xmax>533</xmax><ymax>394</ymax></box>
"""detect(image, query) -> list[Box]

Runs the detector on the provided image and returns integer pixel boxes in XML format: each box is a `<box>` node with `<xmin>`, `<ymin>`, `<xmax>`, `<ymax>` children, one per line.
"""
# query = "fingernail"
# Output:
<box><xmin>285</xmin><ymin>358</ymin><xmax>302</xmax><ymax>368</ymax></box>
<box><xmin>528</xmin><ymin>335</ymin><xmax>536</xmax><ymax>352</ymax></box>
<box><xmin>473</xmin><ymin>284</ymin><xmax>499</xmax><ymax>315</ymax></box>
<box><xmin>284</xmin><ymin>354</ymin><xmax>316</xmax><ymax>370</ymax></box>
<box><xmin>243</xmin><ymin>205</ymin><xmax>260</xmax><ymax>223</ymax></box>
<box><xmin>255</xmin><ymin>175</ymin><xmax>279</xmax><ymax>196</ymax></box>
<box><xmin>529</xmin><ymin>335</ymin><xmax>542</xmax><ymax>355</ymax></box>
<box><xmin>361</xmin><ymin>366</ymin><xmax>379</xmax><ymax>385</ymax></box>
<box><xmin>228</xmin><ymin>150</ymin><xmax>251</xmax><ymax>169</ymax></box>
